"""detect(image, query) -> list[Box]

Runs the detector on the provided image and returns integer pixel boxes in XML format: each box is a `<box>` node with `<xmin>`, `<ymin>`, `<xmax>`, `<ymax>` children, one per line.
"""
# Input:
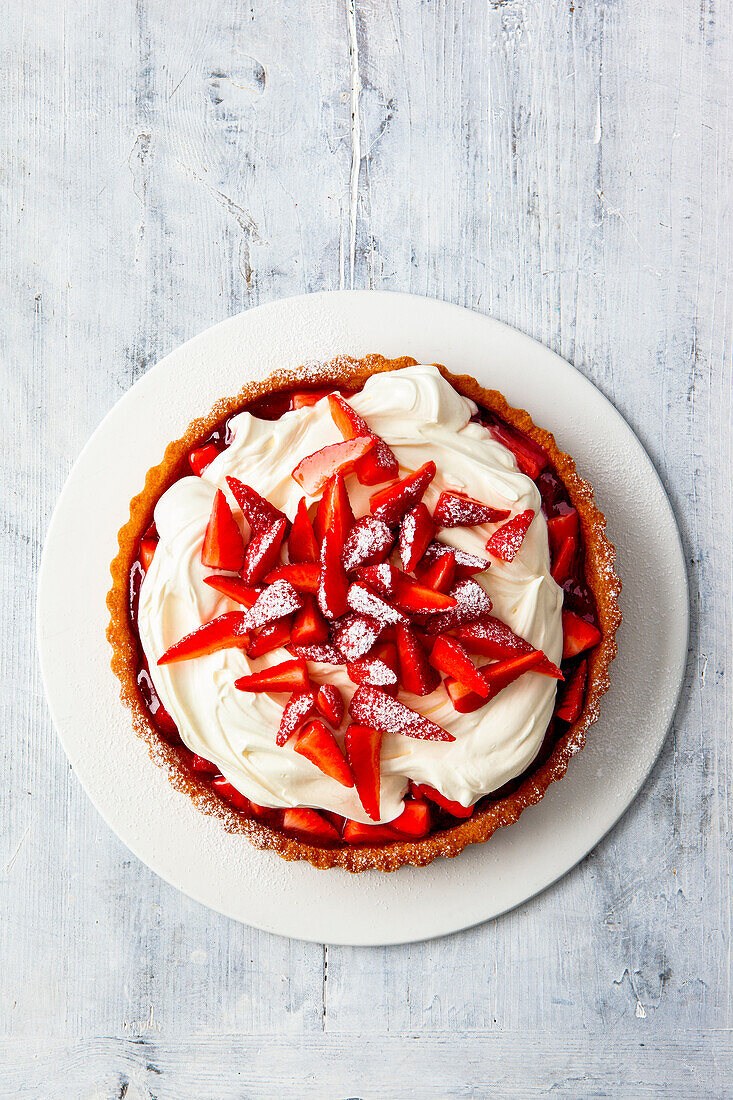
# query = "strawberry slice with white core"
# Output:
<box><xmin>485</xmin><ymin>509</ymin><xmax>535</xmax><ymax>562</ymax></box>
<box><xmin>346</xmin><ymin>581</ymin><xmax>407</xmax><ymax>626</ymax></box>
<box><xmin>369</xmin><ymin>461</ymin><xmax>437</xmax><ymax>526</ymax></box>
<box><xmin>415</xmin><ymin>550</ymin><xmax>456</xmax><ymax>594</ymax></box>
<box><xmin>157</xmin><ymin>612</ymin><xmax>250</xmax><ymax>665</ymax></box>
<box><xmin>333</xmin><ymin>613</ymin><xmax>384</xmax><ymax>661</ymax></box>
<box><xmin>345</xmin><ymin>724</ymin><xmax>383</xmax><ymax>820</ymax></box>
<box><xmin>281</xmin><ymin>808</ymin><xmax>341</xmax><ymax>846</ymax></box>
<box><xmin>395</xmin><ymin>623</ymin><xmax>440</xmax><ymax>696</ymax></box>
<box><xmin>235</xmin><ymin>658</ymin><xmax>310</xmax><ymax>694</ymax></box>
<box><xmin>290</xmin><ymin>594</ymin><xmax>330</xmax><ymax>646</ymax></box>
<box><xmin>349</xmin><ymin>685</ymin><xmax>454</xmax><ymax>742</ymax></box>
<box><xmin>391</xmin><ymin>573</ymin><xmax>458</xmax><ymax>616</ymax></box>
<box><xmin>412</xmin><ymin>782</ymin><xmax>474</xmax><ymax>818</ymax></box>
<box><xmin>292</xmin><ymin>436</ymin><xmax>375</xmax><ymax>495</ymax></box>
<box><xmin>317</xmin><ymin>528</ymin><xmax>350</xmax><ymax>619</ymax></box>
<box><xmin>241</xmin><ymin>517</ymin><xmax>288</xmax><ymax>585</ymax></box>
<box><xmin>242</xmin><ymin>579</ymin><xmax>302</xmax><ymax>630</ymax></box>
<box><xmin>204</xmin><ymin>576</ymin><xmax>262</xmax><ymax>608</ymax></box>
<box><xmin>352</xmin><ymin>562</ymin><xmax>399</xmax><ymax>597</ymax></box>
<box><xmin>226</xmin><ymin>476</ymin><xmax>287</xmax><ymax>535</ymax></box>
<box><xmin>294</xmin><ymin>720</ymin><xmax>354</xmax><ymax>787</ymax></box>
<box><xmin>419</xmin><ymin>540</ymin><xmax>490</xmax><ymax>579</ymax></box>
<box><xmin>314</xmin><ymin>474</ymin><xmax>354</xmax><ymax>550</ymax></box>
<box><xmin>443</xmin><ymin>675</ymin><xmax>487</xmax><ymax>714</ymax></box>
<box><xmin>315</xmin><ymin>683</ymin><xmax>345</xmax><ymax>726</ymax></box>
<box><xmin>288</xmin><ymin>497</ymin><xmax>319</xmax><ymax>563</ymax></box>
<box><xmin>430</xmin><ymin>636</ymin><xmax>490</xmax><ymax>697</ymax></box>
<box><xmin>347</xmin><ymin>656</ymin><xmax>399</xmax><ymax>693</ymax></box>
<box><xmin>247</xmin><ymin>618</ymin><xmax>291</xmax><ymax>658</ymax></box>
<box><xmin>489</xmin><ymin>422</ymin><xmax>548</xmax><ymax>480</ymax></box>
<box><xmin>264</xmin><ymin>562</ymin><xmax>321</xmax><ymax>593</ymax></box>
<box><xmin>276</xmin><ymin>689</ymin><xmax>317</xmax><ymax>746</ymax></box>
<box><xmin>433</xmin><ymin>491</ymin><xmax>510</xmax><ymax>528</ymax></box>
<box><xmin>341</xmin><ymin>516</ymin><xmax>395</xmax><ymax>572</ymax></box>
<box><xmin>455</xmin><ymin>616</ymin><xmax>563</xmax><ymax>678</ymax></box>
<box><xmin>398</xmin><ymin>502</ymin><xmax>435</xmax><ymax>573</ymax></box>
<box><xmin>327</xmin><ymin>393</ymin><xmax>399</xmax><ymax>485</ymax></box>
<box><xmin>562</xmin><ymin>611</ymin><xmax>602</xmax><ymax>658</ymax></box>
<box><xmin>290</xmin><ymin>643</ymin><xmax>347</xmax><ymax>665</ymax></box>
<box><xmin>139</xmin><ymin>538</ymin><xmax>157</xmax><ymax>571</ymax></box>
<box><xmin>555</xmin><ymin>659</ymin><xmax>588</xmax><ymax>722</ymax></box>
<box><xmin>201</xmin><ymin>489</ymin><xmax>245</xmax><ymax>571</ymax></box>
<box><xmin>423</xmin><ymin>578</ymin><xmax>493</xmax><ymax>633</ymax></box>
<box><xmin>188</xmin><ymin>443</ymin><xmax>219</xmax><ymax>477</ymax></box>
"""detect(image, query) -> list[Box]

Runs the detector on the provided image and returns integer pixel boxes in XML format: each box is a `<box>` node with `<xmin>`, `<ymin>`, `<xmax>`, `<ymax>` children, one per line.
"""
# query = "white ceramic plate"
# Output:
<box><xmin>37</xmin><ymin>291</ymin><xmax>688</xmax><ymax>946</ymax></box>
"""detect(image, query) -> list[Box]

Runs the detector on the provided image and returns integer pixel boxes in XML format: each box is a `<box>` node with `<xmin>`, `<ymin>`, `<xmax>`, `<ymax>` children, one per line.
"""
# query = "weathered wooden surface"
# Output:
<box><xmin>2</xmin><ymin>0</ymin><xmax>731</xmax><ymax>1096</ymax></box>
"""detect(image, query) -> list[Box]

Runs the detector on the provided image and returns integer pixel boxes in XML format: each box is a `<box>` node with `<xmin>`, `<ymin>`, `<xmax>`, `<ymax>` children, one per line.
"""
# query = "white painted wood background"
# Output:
<box><xmin>2</xmin><ymin>0</ymin><xmax>731</xmax><ymax>1096</ymax></box>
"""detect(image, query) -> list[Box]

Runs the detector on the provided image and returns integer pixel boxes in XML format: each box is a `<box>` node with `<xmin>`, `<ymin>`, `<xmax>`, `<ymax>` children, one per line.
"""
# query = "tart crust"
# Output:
<box><xmin>107</xmin><ymin>354</ymin><xmax>622</xmax><ymax>873</ymax></box>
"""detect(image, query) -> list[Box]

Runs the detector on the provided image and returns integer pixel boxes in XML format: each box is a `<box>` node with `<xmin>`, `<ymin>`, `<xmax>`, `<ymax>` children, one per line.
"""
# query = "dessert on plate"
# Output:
<box><xmin>107</xmin><ymin>355</ymin><xmax>621</xmax><ymax>872</ymax></box>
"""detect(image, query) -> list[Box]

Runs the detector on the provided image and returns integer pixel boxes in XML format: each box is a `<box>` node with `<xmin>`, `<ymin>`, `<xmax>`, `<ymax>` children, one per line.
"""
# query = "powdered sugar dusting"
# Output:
<box><xmin>242</xmin><ymin>579</ymin><xmax>302</xmax><ymax>629</ymax></box>
<box><xmin>346</xmin><ymin>581</ymin><xmax>406</xmax><ymax>625</ymax></box>
<box><xmin>348</xmin><ymin>685</ymin><xmax>454</xmax><ymax>742</ymax></box>
<box><xmin>341</xmin><ymin>516</ymin><xmax>395</xmax><ymax>572</ymax></box>
<box><xmin>333</xmin><ymin>613</ymin><xmax>384</xmax><ymax>660</ymax></box>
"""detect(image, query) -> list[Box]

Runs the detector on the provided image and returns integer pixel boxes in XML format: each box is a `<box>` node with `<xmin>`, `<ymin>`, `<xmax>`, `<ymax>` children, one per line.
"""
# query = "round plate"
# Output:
<box><xmin>37</xmin><ymin>291</ymin><xmax>688</xmax><ymax>945</ymax></box>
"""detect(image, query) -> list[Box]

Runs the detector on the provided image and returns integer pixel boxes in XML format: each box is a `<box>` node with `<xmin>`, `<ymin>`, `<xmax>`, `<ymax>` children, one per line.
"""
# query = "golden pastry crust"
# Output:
<box><xmin>107</xmin><ymin>354</ymin><xmax>621</xmax><ymax>873</ymax></box>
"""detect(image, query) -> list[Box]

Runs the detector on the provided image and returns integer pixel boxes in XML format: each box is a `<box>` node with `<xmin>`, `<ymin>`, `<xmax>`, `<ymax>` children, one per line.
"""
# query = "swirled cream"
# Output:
<box><xmin>138</xmin><ymin>365</ymin><xmax>563</xmax><ymax>824</ymax></box>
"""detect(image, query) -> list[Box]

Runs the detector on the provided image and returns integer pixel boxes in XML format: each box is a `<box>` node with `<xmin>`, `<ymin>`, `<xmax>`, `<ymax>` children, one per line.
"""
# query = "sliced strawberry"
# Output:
<box><xmin>226</xmin><ymin>476</ymin><xmax>287</xmax><ymax>535</ymax></box>
<box><xmin>430</xmin><ymin>636</ymin><xmax>489</xmax><ymax>697</ymax></box>
<box><xmin>345</xmin><ymin>724</ymin><xmax>383</xmax><ymax>820</ymax></box>
<box><xmin>290</xmin><ymin>594</ymin><xmax>329</xmax><ymax>646</ymax></box>
<box><xmin>211</xmin><ymin>776</ymin><xmax>251</xmax><ymax>812</ymax></box>
<box><xmin>391</xmin><ymin>573</ymin><xmax>458</xmax><ymax>616</ymax></box>
<box><xmin>420</xmin><ymin>540</ymin><xmax>490</xmax><ymax>579</ymax></box>
<box><xmin>288</xmin><ymin>496</ymin><xmax>319</xmax><ymax>563</ymax></box>
<box><xmin>347</xmin><ymin>656</ymin><xmax>398</xmax><ymax>693</ymax></box>
<box><xmin>398</xmin><ymin>502</ymin><xmax>435</xmax><ymax>573</ymax></box>
<box><xmin>242</xmin><ymin>579</ymin><xmax>302</xmax><ymax>630</ymax></box>
<box><xmin>291</xmin><ymin>388</ymin><xmax>333</xmax><ymax>408</ymax></box>
<box><xmin>369</xmin><ymin>639</ymin><xmax>399</xmax><ymax>679</ymax></box>
<box><xmin>415</xmin><ymin>549</ymin><xmax>455</xmax><ymax>594</ymax></box>
<box><xmin>352</xmin><ymin>562</ymin><xmax>399</xmax><ymax>597</ymax></box>
<box><xmin>201</xmin><ymin>489</ymin><xmax>245</xmax><ymax>571</ymax></box>
<box><xmin>413</xmin><ymin>782</ymin><xmax>474</xmax><ymax>819</ymax></box>
<box><xmin>241</xmin><ymin>517</ymin><xmax>288</xmax><ymax>585</ymax></box>
<box><xmin>314</xmin><ymin>474</ymin><xmax>354</xmax><ymax>550</ymax></box>
<box><xmin>317</xmin><ymin>529</ymin><xmax>349</xmax><ymax>619</ymax></box>
<box><xmin>343</xmin><ymin>819</ymin><xmax>397</xmax><ymax>845</ymax></box>
<box><xmin>234</xmin><ymin>658</ymin><xmax>310</xmax><ymax>694</ymax></box>
<box><xmin>346</xmin><ymin>581</ymin><xmax>407</xmax><ymax>626</ymax></box>
<box><xmin>292</xmin><ymin>436</ymin><xmax>375</xmax><ymax>495</ymax></box>
<box><xmin>349</xmin><ymin>685</ymin><xmax>454</xmax><ymax>742</ymax></box>
<box><xmin>276</xmin><ymin>689</ymin><xmax>317</xmax><ymax>746</ymax></box>
<box><xmin>443</xmin><ymin>675</ymin><xmax>486</xmax><ymax>713</ymax></box>
<box><xmin>395</xmin><ymin>624</ymin><xmax>440</xmax><ymax>696</ymax></box>
<box><xmin>315</xmin><ymin>683</ymin><xmax>345</xmax><ymax>727</ymax></box>
<box><xmin>294</xmin><ymin>720</ymin><xmax>354</xmax><ymax>787</ymax></box>
<box><xmin>482</xmin><ymin>650</ymin><xmax>544</xmax><ymax>698</ymax></box>
<box><xmin>139</xmin><ymin>538</ymin><xmax>157</xmax><ymax>571</ymax></box>
<box><xmin>190</xmin><ymin>754</ymin><xmax>219</xmax><ymax>774</ymax></box>
<box><xmin>551</xmin><ymin>535</ymin><xmax>577</xmax><ymax>584</ymax></box>
<box><xmin>188</xmin><ymin>443</ymin><xmax>220</xmax><ymax>477</ymax></box>
<box><xmin>333</xmin><ymin>613</ymin><xmax>384</xmax><ymax>661</ymax></box>
<box><xmin>247</xmin><ymin>617</ymin><xmax>292</xmax><ymax>658</ymax></box>
<box><xmin>423</xmin><ymin>578</ymin><xmax>493</xmax><ymax>634</ymax></box>
<box><xmin>562</xmin><ymin>611</ymin><xmax>602</xmax><ymax>658</ymax></box>
<box><xmin>281</xmin><ymin>807</ymin><xmax>341</xmax><ymax>846</ymax></box>
<box><xmin>455</xmin><ymin>617</ymin><xmax>563</xmax><ymax>678</ymax></box>
<box><xmin>433</xmin><ymin>491</ymin><xmax>510</xmax><ymax>528</ymax></box>
<box><xmin>547</xmin><ymin>508</ymin><xmax>580</xmax><ymax>554</ymax></box>
<box><xmin>485</xmin><ymin>509</ymin><xmax>535</xmax><ymax>562</ymax></box>
<box><xmin>389</xmin><ymin>800</ymin><xmax>431</xmax><ymax>837</ymax></box>
<box><xmin>157</xmin><ymin>612</ymin><xmax>250</xmax><ymax>665</ymax></box>
<box><xmin>555</xmin><ymin>659</ymin><xmax>587</xmax><ymax>722</ymax></box>
<box><xmin>265</xmin><ymin>562</ymin><xmax>321</xmax><ymax>593</ymax></box>
<box><xmin>489</xmin><ymin>422</ymin><xmax>548</xmax><ymax>480</ymax></box>
<box><xmin>341</xmin><ymin>516</ymin><xmax>395</xmax><ymax>572</ymax></box>
<box><xmin>369</xmin><ymin>461</ymin><xmax>436</xmax><ymax>526</ymax></box>
<box><xmin>290</xmin><ymin>643</ymin><xmax>347</xmax><ymax>665</ymax></box>
<box><xmin>327</xmin><ymin>393</ymin><xmax>399</xmax><ymax>485</ymax></box>
<box><xmin>204</xmin><ymin>575</ymin><xmax>262</xmax><ymax>608</ymax></box>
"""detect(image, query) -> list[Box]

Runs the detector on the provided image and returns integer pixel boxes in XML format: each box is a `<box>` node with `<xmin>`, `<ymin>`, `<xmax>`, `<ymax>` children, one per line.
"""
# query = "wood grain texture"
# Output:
<box><xmin>2</xmin><ymin>0</ymin><xmax>731</xmax><ymax>1096</ymax></box>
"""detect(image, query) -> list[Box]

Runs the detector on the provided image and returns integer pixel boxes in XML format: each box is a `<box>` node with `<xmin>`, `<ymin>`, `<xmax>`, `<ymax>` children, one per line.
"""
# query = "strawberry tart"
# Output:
<box><xmin>107</xmin><ymin>355</ymin><xmax>621</xmax><ymax>872</ymax></box>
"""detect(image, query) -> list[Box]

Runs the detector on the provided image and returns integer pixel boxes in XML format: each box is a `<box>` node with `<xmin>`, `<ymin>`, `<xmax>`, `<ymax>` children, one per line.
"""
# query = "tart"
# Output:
<box><xmin>107</xmin><ymin>355</ymin><xmax>621</xmax><ymax>872</ymax></box>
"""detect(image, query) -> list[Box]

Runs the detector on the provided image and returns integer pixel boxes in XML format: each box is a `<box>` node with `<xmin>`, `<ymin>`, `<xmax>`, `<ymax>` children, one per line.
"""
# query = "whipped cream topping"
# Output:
<box><xmin>137</xmin><ymin>365</ymin><xmax>563</xmax><ymax>824</ymax></box>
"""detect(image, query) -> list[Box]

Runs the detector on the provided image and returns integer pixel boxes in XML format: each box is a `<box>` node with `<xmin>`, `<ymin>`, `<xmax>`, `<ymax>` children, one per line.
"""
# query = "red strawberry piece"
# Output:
<box><xmin>157</xmin><ymin>612</ymin><xmax>250</xmax><ymax>665</ymax></box>
<box><xmin>547</xmin><ymin>508</ymin><xmax>580</xmax><ymax>554</ymax></box>
<box><xmin>276</xmin><ymin>689</ymin><xmax>317</xmax><ymax>746</ymax></box>
<box><xmin>551</xmin><ymin>536</ymin><xmax>577</xmax><ymax>585</ymax></box>
<box><xmin>347</xmin><ymin>656</ymin><xmax>398</xmax><ymax>693</ymax></box>
<box><xmin>247</xmin><ymin>617</ymin><xmax>292</xmax><ymax>658</ymax></box>
<box><xmin>150</xmin><ymin>699</ymin><xmax>179</xmax><ymax>742</ymax></box>
<box><xmin>294</xmin><ymin>719</ymin><xmax>354</xmax><ymax>787</ymax></box>
<box><xmin>415</xmin><ymin>550</ymin><xmax>456</xmax><ymax>593</ymax></box>
<box><xmin>562</xmin><ymin>611</ymin><xmax>602</xmax><ymax>659</ymax></box>
<box><xmin>265</xmin><ymin>562</ymin><xmax>321</xmax><ymax>593</ymax></box>
<box><xmin>352</xmin><ymin>562</ymin><xmax>399</xmax><ymax>597</ymax></box>
<box><xmin>242</xmin><ymin>579</ymin><xmax>303</xmax><ymax>630</ymax></box>
<box><xmin>343</xmin><ymin>819</ymin><xmax>398</xmax><ymax>845</ymax></box>
<box><xmin>235</xmin><ymin>658</ymin><xmax>310</xmax><ymax>694</ymax></box>
<box><xmin>443</xmin><ymin>675</ymin><xmax>486</xmax><ymax>713</ymax></box>
<box><xmin>555</xmin><ymin>659</ymin><xmax>587</xmax><ymax>722</ymax></box>
<box><xmin>188</xmin><ymin>443</ymin><xmax>220</xmax><ymax>477</ymax></box>
<box><xmin>482</xmin><ymin>650</ymin><xmax>544</xmax><ymax>699</ymax></box>
<box><xmin>489</xmin><ymin>422</ymin><xmax>548</xmax><ymax>480</ymax></box>
<box><xmin>420</xmin><ymin>539</ymin><xmax>490</xmax><ymax>578</ymax></box>
<box><xmin>318</xmin><ymin>528</ymin><xmax>350</xmax><ymax>619</ymax></box>
<box><xmin>281</xmin><ymin>807</ymin><xmax>341</xmax><ymax>846</ymax></box>
<box><xmin>389</xmin><ymin>800</ymin><xmax>431</xmax><ymax>837</ymax></box>
<box><xmin>203</xmin><ymin>575</ymin><xmax>262</xmax><ymax>608</ymax></box>
<box><xmin>430</xmin><ymin>636</ymin><xmax>490</xmax><ymax>697</ymax></box>
<box><xmin>292</xmin><ymin>436</ymin><xmax>375</xmax><ymax>495</ymax></box>
<box><xmin>346</xmin><ymin>581</ymin><xmax>407</xmax><ymax>626</ymax></box>
<box><xmin>211</xmin><ymin>776</ymin><xmax>251</xmax><ymax>812</ymax></box>
<box><xmin>413</xmin><ymin>782</ymin><xmax>474</xmax><ymax>819</ymax></box>
<box><xmin>369</xmin><ymin>640</ymin><xmax>399</xmax><ymax>679</ymax></box>
<box><xmin>395</xmin><ymin>624</ymin><xmax>440</xmax><ymax>696</ymax></box>
<box><xmin>201</xmin><ymin>489</ymin><xmax>245</xmax><ymax>571</ymax></box>
<box><xmin>391</xmin><ymin>573</ymin><xmax>458</xmax><ymax>616</ymax></box>
<box><xmin>290</xmin><ymin>594</ymin><xmax>330</xmax><ymax>646</ymax></box>
<box><xmin>455</xmin><ymin>617</ymin><xmax>562</xmax><ymax>678</ymax></box>
<box><xmin>241</xmin><ymin>517</ymin><xmax>288</xmax><ymax>585</ymax></box>
<box><xmin>314</xmin><ymin>474</ymin><xmax>354</xmax><ymax>550</ymax></box>
<box><xmin>291</xmin><ymin>643</ymin><xmax>347</xmax><ymax>665</ymax></box>
<box><xmin>349</xmin><ymin>685</ymin><xmax>454</xmax><ymax>742</ymax></box>
<box><xmin>315</xmin><ymin>683</ymin><xmax>345</xmax><ymax>727</ymax></box>
<box><xmin>369</xmin><ymin>461</ymin><xmax>436</xmax><ymax>526</ymax></box>
<box><xmin>327</xmin><ymin>393</ymin><xmax>399</xmax><ymax>485</ymax></box>
<box><xmin>341</xmin><ymin>516</ymin><xmax>395</xmax><ymax>572</ymax></box>
<box><xmin>423</xmin><ymin>578</ymin><xmax>493</xmax><ymax>634</ymax></box>
<box><xmin>291</xmin><ymin>388</ymin><xmax>333</xmax><ymax>408</ymax></box>
<box><xmin>485</xmin><ymin>509</ymin><xmax>535</xmax><ymax>562</ymax></box>
<box><xmin>288</xmin><ymin>496</ymin><xmax>319</xmax><ymax>563</ymax></box>
<box><xmin>190</xmin><ymin>754</ymin><xmax>219</xmax><ymax>774</ymax></box>
<box><xmin>333</xmin><ymin>613</ymin><xmax>384</xmax><ymax>661</ymax></box>
<box><xmin>226</xmin><ymin>476</ymin><xmax>287</xmax><ymax>535</ymax></box>
<box><xmin>139</xmin><ymin>537</ymin><xmax>157</xmax><ymax>571</ymax></box>
<box><xmin>345</xmin><ymin>725</ymin><xmax>383</xmax><ymax>820</ymax></box>
<box><xmin>398</xmin><ymin>502</ymin><xmax>435</xmax><ymax>573</ymax></box>
<box><xmin>433</xmin><ymin>490</ymin><xmax>510</xmax><ymax>528</ymax></box>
